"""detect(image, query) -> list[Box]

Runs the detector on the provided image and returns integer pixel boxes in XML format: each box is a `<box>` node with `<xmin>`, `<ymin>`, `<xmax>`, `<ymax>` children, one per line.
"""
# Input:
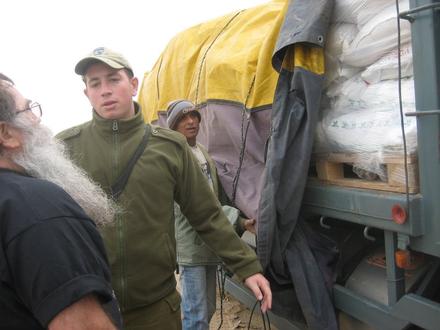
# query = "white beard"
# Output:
<box><xmin>10</xmin><ymin>117</ymin><xmax>117</xmax><ymax>226</ymax></box>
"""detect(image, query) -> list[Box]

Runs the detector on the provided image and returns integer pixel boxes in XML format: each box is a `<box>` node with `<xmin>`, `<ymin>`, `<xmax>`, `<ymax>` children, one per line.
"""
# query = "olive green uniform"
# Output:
<box><xmin>175</xmin><ymin>143</ymin><xmax>247</xmax><ymax>266</ymax></box>
<box><xmin>56</xmin><ymin>105</ymin><xmax>262</xmax><ymax>329</ymax></box>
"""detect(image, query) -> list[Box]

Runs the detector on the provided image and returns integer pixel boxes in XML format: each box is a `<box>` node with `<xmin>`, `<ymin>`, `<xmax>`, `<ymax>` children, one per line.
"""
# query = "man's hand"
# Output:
<box><xmin>243</xmin><ymin>218</ymin><xmax>256</xmax><ymax>234</ymax></box>
<box><xmin>244</xmin><ymin>273</ymin><xmax>272</xmax><ymax>313</ymax></box>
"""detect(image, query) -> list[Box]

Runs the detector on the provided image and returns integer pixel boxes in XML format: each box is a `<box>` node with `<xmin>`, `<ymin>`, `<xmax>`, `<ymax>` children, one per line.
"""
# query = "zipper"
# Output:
<box><xmin>112</xmin><ymin>120</ymin><xmax>126</xmax><ymax>309</ymax></box>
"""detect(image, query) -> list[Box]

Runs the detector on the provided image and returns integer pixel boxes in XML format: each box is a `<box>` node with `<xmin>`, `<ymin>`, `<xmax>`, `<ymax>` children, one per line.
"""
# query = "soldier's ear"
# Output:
<box><xmin>131</xmin><ymin>77</ymin><xmax>139</xmax><ymax>97</ymax></box>
<box><xmin>0</xmin><ymin>122</ymin><xmax>22</xmax><ymax>150</ymax></box>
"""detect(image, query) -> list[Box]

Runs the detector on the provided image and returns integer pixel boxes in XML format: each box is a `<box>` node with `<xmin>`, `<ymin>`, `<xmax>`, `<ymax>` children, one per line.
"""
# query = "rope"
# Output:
<box><xmin>395</xmin><ymin>0</ymin><xmax>411</xmax><ymax>219</ymax></box>
<box><xmin>216</xmin><ymin>266</ymin><xmax>226</xmax><ymax>330</ymax></box>
<box><xmin>231</xmin><ymin>75</ymin><xmax>256</xmax><ymax>206</ymax></box>
<box><xmin>247</xmin><ymin>300</ymin><xmax>272</xmax><ymax>330</ymax></box>
<box><xmin>216</xmin><ymin>266</ymin><xmax>271</xmax><ymax>329</ymax></box>
<box><xmin>194</xmin><ymin>11</ymin><xmax>243</xmax><ymax>106</ymax></box>
<box><xmin>191</xmin><ymin>9</ymin><xmax>255</xmax><ymax>207</ymax></box>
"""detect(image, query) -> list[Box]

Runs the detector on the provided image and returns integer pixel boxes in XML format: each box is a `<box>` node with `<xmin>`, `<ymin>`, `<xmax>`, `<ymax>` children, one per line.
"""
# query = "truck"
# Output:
<box><xmin>139</xmin><ymin>0</ymin><xmax>440</xmax><ymax>328</ymax></box>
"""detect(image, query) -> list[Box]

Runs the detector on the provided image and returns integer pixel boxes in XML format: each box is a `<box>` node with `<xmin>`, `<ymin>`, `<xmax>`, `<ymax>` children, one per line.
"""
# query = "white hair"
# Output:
<box><xmin>10</xmin><ymin>116</ymin><xmax>118</xmax><ymax>226</ymax></box>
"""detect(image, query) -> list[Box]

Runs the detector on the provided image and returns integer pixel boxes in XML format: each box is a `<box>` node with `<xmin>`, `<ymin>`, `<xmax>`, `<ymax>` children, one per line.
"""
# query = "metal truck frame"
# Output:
<box><xmin>225</xmin><ymin>1</ymin><xmax>440</xmax><ymax>329</ymax></box>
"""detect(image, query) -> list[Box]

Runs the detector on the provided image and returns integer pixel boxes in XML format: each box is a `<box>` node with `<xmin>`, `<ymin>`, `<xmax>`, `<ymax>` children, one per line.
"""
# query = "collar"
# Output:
<box><xmin>92</xmin><ymin>102</ymin><xmax>146</xmax><ymax>135</ymax></box>
<box><xmin>0</xmin><ymin>167</ymin><xmax>30</xmax><ymax>177</ymax></box>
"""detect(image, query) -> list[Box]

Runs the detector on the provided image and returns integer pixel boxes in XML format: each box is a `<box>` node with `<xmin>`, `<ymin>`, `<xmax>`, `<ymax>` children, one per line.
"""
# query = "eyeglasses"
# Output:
<box><xmin>15</xmin><ymin>102</ymin><xmax>42</xmax><ymax>118</ymax></box>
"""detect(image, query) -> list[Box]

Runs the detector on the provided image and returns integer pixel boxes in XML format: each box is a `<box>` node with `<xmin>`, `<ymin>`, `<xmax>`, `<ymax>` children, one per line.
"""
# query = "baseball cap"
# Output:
<box><xmin>75</xmin><ymin>47</ymin><xmax>133</xmax><ymax>76</ymax></box>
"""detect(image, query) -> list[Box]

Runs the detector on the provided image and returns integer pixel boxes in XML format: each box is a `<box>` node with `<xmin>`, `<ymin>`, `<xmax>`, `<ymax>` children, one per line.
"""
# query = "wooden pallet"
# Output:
<box><xmin>309</xmin><ymin>153</ymin><xmax>419</xmax><ymax>193</ymax></box>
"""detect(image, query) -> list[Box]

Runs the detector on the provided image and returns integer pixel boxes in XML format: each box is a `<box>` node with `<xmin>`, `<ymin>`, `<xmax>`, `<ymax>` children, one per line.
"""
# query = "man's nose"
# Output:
<box><xmin>100</xmin><ymin>82</ymin><xmax>112</xmax><ymax>96</ymax></box>
<box><xmin>29</xmin><ymin>112</ymin><xmax>41</xmax><ymax>124</ymax></box>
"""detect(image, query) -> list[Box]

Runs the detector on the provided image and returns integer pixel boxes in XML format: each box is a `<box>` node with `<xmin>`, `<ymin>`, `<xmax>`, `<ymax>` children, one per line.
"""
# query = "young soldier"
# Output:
<box><xmin>57</xmin><ymin>47</ymin><xmax>272</xmax><ymax>330</ymax></box>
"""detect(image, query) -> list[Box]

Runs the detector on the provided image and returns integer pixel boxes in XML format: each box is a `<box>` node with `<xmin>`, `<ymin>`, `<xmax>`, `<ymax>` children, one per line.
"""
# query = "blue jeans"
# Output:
<box><xmin>179</xmin><ymin>265</ymin><xmax>217</xmax><ymax>330</ymax></box>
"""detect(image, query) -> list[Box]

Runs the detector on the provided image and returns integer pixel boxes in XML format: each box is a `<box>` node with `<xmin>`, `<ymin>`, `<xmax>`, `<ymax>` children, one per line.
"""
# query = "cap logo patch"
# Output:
<box><xmin>93</xmin><ymin>47</ymin><xmax>105</xmax><ymax>56</ymax></box>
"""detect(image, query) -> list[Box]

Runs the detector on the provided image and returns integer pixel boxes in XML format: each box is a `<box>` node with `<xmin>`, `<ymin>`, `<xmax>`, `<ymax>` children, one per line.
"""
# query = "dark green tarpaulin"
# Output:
<box><xmin>257</xmin><ymin>1</ymin><xmax>339</xmax><ymax>329</ymax></box>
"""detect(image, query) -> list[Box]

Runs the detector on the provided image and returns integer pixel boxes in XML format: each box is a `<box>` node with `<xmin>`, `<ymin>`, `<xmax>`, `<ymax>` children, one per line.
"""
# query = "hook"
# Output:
<box><xmin>319</xmin><ymin>216</ymin><xmax>331</xmax><ymax>230</ymax></box>
<box><xmin>363</xmin><ymin>226</ymin><xmax>376</xmax><ymax>241</ymax></box>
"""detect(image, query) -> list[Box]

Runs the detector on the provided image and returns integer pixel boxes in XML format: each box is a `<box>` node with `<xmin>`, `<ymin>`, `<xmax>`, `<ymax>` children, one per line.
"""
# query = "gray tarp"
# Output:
<box><xmin>257</xmin><ymin>1</ymin><xmax>339</xmax><ymax>329</ymax></box>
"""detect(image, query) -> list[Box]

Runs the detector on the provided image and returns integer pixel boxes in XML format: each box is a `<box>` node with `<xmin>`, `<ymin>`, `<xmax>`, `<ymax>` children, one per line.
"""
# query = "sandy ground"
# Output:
<box><xmin>209</xmin><ymin>291</ymin><xmax>277</xmax><ymax>330</ymax></box>
<box><xmin>176</xmin><ymin>273</ymin><xmax>277</xmax><ymax>330</ymax></box>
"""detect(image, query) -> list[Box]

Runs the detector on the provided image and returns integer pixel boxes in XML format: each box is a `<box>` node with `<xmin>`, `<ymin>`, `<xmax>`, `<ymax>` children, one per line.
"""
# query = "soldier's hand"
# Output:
<box><xmin>244</xmin><ymin>273</ymin><xmax>272</xmax><ymax>313</ymax></box>
<box><xmin>243</xmin><ymin>218</ymin><xmax>256</xmax><ymax>234</ymax></box>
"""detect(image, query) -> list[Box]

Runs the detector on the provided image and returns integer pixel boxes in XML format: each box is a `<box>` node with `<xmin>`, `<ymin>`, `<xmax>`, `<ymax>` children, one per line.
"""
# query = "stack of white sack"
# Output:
<box><xmin>315</xmin><ymin>0</ymin><xmax>417</xmax><ymax>180</ymax></box>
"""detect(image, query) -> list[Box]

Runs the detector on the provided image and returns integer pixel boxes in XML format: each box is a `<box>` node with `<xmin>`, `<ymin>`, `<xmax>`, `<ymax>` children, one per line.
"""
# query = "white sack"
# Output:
<box><xmin>324</xmin><ymin>23</ymin><xmax>361</xmax><ymax>86</ymax></box>
<box><xmin>316</xmin><ymin>77</ymin><xmax>417</xmax><ymax>155</ymax></box>
<box><xmin>332</xmin><ymin>0</ymin><xmax>396</xmax><ymax>25</ymax></box>
<box><xmin>326</xmin><ymin>23</ymin><xmax>359</xmax><ymax>58</ymax></box>
<box><xmin>361</xmin><ymin>43</ymin><xmax>413</xmax><ymax>83</ymax></box>
<box><xmin>341</xmin><ymin>1</ymin><xmax>411</xmax><ymax>67</ymax></box>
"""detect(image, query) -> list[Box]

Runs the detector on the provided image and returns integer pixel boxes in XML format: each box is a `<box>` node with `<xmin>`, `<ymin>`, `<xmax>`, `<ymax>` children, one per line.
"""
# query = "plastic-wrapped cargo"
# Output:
<box><xmin>316</xmin><ymin>0</ymin><xmax>416</xmax><ymax>184</ymax></box>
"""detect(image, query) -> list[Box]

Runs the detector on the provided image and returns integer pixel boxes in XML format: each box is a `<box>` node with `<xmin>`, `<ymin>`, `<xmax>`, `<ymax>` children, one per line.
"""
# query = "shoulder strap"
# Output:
<box><xmin>111</xmin><ymin>125</ymin><xmax>151</xmax><ymax>200</ymax></box>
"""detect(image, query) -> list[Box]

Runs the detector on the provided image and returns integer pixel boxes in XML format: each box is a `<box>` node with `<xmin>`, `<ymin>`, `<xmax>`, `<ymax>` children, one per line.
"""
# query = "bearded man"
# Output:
<box><xmin>0</xmin><ymin>73</ymin><xmax>122</xmax><ymax>330</ymax></box>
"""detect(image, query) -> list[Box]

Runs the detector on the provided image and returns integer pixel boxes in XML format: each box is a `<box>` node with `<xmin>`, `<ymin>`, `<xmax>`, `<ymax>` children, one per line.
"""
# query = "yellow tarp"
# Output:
<box><xmin>138</xmin><ymin>0</ymin><xmax>288</xmax><ymax>123</ymax></box>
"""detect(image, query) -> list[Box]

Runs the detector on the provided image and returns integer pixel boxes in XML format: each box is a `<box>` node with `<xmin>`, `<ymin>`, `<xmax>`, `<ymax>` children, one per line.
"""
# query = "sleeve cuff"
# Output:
<box><xmin>34</xmin><ymin>274</ymin><xmax>115</xmax><ymax>327</ymax></box>
<box><xmin>236</xmin><ymin>217</ymin><xmax>246</xmax><ymax>237</ymax></box>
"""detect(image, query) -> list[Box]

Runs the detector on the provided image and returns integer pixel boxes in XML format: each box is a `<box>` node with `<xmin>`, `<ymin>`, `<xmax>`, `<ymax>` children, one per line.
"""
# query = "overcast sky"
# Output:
<box><xmin>2</xmin><ymin>0</ymin><xmax>268</xmax><ymax>133</ymax></box>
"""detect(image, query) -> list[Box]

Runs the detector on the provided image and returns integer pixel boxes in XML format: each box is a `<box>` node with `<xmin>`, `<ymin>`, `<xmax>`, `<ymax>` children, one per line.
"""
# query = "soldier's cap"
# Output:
<box><xmin>75</xmin><ymin>47</ymin><xmax>133</xmax><ymax>76</ymax></box>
